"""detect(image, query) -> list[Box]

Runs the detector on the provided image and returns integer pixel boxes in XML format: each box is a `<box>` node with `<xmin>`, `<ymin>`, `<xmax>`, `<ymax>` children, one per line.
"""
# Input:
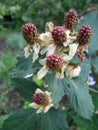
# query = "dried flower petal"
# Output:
<box><xmin>66</xmin><ymin>65</ymin><xmax>81</xmax><ymax>78</ymax></box>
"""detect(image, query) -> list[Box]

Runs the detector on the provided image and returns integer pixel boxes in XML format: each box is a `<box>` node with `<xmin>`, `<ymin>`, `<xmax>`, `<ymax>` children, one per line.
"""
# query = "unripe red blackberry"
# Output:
<box><xmin>77</xmin><ymin>51</ymin><xmax>85</xmax><ymax>62</ymax></box>
<box><xmin>52</xmin><ymin>26</ymin><xmax>67</xmax><ymax>44</ymax></box>
<box><xmin>77</xmin><ymin>25</ymin><xmax>92</xmax><ymax>45</ymax></box>
<box><xmin>46</xmin><ymin>54</ymin><xmax>63</xmax><ymax>70</ymax></box>
<box><xmin>33</xmin><ymin>93</ymin><xmax>49</xmax><ymax>106</ymax></box>
<box><xmin>22</xmin><ymin>23</ymin><xmax>38</xmax><ymax>44</ymax></box>
<box><xmin>64</xmin><ymin>9</ymin><xmax>78</xmax><ymax>31</ymax></box>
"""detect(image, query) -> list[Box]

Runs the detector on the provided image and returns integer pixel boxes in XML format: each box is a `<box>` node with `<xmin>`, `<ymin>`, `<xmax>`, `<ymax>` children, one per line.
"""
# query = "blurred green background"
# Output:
<box><xmin>0</xmin><ymin>0</ymin><xmax>98</xmax><ymax>129</ymax></box>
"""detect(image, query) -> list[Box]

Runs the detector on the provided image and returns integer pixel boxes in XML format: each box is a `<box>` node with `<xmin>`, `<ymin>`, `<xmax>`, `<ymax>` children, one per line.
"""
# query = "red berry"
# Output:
<box><xmin>22</xmin><ymin>23</ymin><xmax>38</xmax><ymax>44</ymax></box>
<box><xmin>52</xmin><ymin>26</ymin><xmax>67</xmax><ymax>44</ymax></box>
<box><xmin>46</xmin><ymin>54</ymin><xmax>63</xmax><ymax>70</ymax></box>
<box><xmin>77</xmin><ymin>25</ymin><xmax>92</xmax><ymax>45</ymax></box>
<box><xmin>64</xmin><ymin>9</ymin><xmax>78</xmax><ymax>30</ymax></box>
<box><xmin>77</xmin><ymin>51</ymin><xmax>85</xmax><ymax>62</ymax></box>
<box><xmin>33</xmin><ymin>93</ymin><xmax>49</xmax><ymax>106</ymax></box>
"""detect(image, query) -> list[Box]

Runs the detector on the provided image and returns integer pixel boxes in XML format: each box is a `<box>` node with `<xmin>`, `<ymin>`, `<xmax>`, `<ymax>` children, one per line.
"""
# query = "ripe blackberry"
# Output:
<box><xmin>77</xmin><ymin>51</ymin><xmax>85</xmax><ymax>62</ymax></box>
<box><xmin>22</xmin><ymin>23</ymin><xmax>38</xmax><ymax>44</ymax></box>
<box><xmin>33</xmin><ymin>93</ymin><xmax>49</xmax><ymax>106</ymax></box>
<box><xmin>52</xmin><ymin>26</ymin><xmax>67</xmax><ymax>44</ymax></box>
<box><xmin>64</xmin><ymin>9</ymin><xmax>78</xmax><ymax>31</ymax></box>
<box><xmin>46</xmin><ymin>54</ymin><xmax>63</xmax><ymax>70</ymax></box>
<box><xmin>77</xmin><ymin>25</ymin><xmax>92</xmax><ymax>45</ymax></box>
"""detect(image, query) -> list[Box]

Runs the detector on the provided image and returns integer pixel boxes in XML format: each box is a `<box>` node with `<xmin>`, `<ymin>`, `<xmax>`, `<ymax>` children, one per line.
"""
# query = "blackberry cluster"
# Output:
<box><xmin>64</xmin><ymin>9</ymin><xmax>78</xmax><ymax>31</ymax></box>
<box><xmin>22</xmin><ymin>23</ymin><xmax>38</xmax><ymax>44</ymax></box>
<box><xmin>46</xmin><ymin>54</ymin><xmax>63</xmax><ymax>70</ymax></box>
<box><xmin>77</xmin><ymin>51</ymin><xmax>85</xmax><ymax>62</ymax></box>
<box><xmin>52</xmin><ymin>26</ymin><xmax>66</xmax><ymax>44</ymax></box>
<box><xmin>33</xmin><ymin>93</ymin><xmax>49</xmax><ymax>106</ymax></box>
<box><xmin>77</xmin><ymin>25</ymin><xmax>92</xmax><ymax>45</ymax></box>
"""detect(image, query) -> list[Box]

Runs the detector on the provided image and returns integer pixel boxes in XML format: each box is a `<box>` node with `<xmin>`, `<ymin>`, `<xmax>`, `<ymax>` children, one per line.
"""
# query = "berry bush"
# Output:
<box><xmin>1</xmin><ymin>8</ymin><xmax>98</xmax><ymax>130</ymax></box>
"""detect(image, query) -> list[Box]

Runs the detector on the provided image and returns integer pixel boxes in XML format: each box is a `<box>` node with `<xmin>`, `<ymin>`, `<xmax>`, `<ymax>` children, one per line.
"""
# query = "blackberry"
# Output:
<box><xmin>77</xmin><ymin>25</ymin><xmax>92</xmax><ymax>45</ymax></box>
<box><xmin>64</xmin><ymin>9</ymin><xmax>78</xmax><ymax>31</ymax></box>
<box><xmin>52</xmin><ymin>26</ymin><xmax>66</xmax><ymax>44</ymax></box>
<box><xmin>22</xmin><ymin>23</ymin><xmax>38</xmax><ymax>44</ymax></box>
<box><xmin>77</xmin><ymin>51</ymin><xmax>85</xmax><ymax>62</ymax></box>
<box><xmin>33</xmin><ymin>93</ymin><xmax>49</xmax><ymax>106</ymax></box>
<box><xmin>46</xmin><ymin>54</ymin><xmax>63</xmax><ymax>70</ymax></box>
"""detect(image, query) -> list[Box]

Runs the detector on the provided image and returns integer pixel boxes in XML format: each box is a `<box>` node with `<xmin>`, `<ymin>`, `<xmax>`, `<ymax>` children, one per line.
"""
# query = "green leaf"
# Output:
<box><xmin>91</xmin><ymin>91</ymin><xmax>98</xmax><ymax>110</ymax></box>
<box><xmin>73</xmin><ymin>116</ymin><xmax>95</xmax><ymax>130</ymax></box>
<box><xmin>45</xmin><ymin>73</ymin><xmax>65</xmax><ymax>104</ymax></box>
<box><xmin>11</xmin><ymin>68</ymin><xmax>35</xmax><ymax>78</ymax></box>
<box><xmin>15</xmin><ymin>53</ymin><xmax>33</xmax><ymax>70</ymax></box>
<box><xmin>45</xmin><ymin>73</ymin><xmax>94</xmax><ymax>119</ymax></box>
<box><xmin>70</xmin><ymin>54</ymin><xmax>81</xmax><ymax>65</ymax></box>
<box><xmin>77</xmin><ymin>12</ymin><xmax>98</xmax><ymax>55</ymax></box>
<box><xmin>2</xmin><ymin>108</ymin><xmax>69</xmax><ymax>130</ymax></box>
<box><xmin>2</xmin><ymin>108</ymin><xmax>39</xmax><ymax>130</ymax></box>
<box><xmin>7</xmin><ymin>33</ymin><xmax>26</xmax><ymax>49</ymax></box>
<box><xmin>0</xmin><ymin>115</ymin><xmax>8</xmax><ymax>128</ymax></box>
<box><xmin>92</xmin><ymin>56</ymin><xmax>98</xmax><ymax>72</ymax></box>
<box><xmin>92</xmin><ymin>114</ymin><xmax>98</xmax><ymax>129</ymax></box>
<box><xmin>33</xmin><ymin>75</ymin><xmax>43</xmax><ymax>86</ymax></box>
<box><xmin>40</xmin><ymin>108</ymin><xmax>69</xmax><ymax>130</ymax></box>
<box><xmin>62</xmin><ymin>77</ymin><xmax>94</xmax><ymax>119</ymax></box>
<box><xmin>80</xmin><ymin>58</ymin><xmax>91</xmax><ymax>80</ymax></box>
<box><xmin>11</xmin><ymin>78</ymin><xmax>38</xmax><ymax>102</ymax></box>
<box><xmin>73</xmin><ymin>114</ymin><xmax>98</xmax><ymax>130</ymax></box>
<box><xmin>10</xmin><ymin>53</ymin><xmax>40</xmax><ymax>78</ymax></box>
<box><xmin>71</xmin><ymin>55</ymin><xmax>91</xmax><ymax>80</ymax></box>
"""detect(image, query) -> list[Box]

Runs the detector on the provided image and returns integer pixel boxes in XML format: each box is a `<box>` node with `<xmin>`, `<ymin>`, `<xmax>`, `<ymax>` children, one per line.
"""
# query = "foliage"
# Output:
<box><xmin>73</xmin><ymin>114</ymin><xmax>98</xmax><ymax>130</ymax></box>
<box><xmin>10</xmin><ymin>52</ymin><xmax>41</xmax><ymax>78</ymax></box>
<box><xmin>9</xmin><ymin>53</ymin><xmax>94</xmax><ymax>119</ymax></box>
<box><xmin>0</xmin><ymin>33</ymin><xmax>25</xmax><ymax>115</ymax></box>
<box><xmin>77</xmin><ymin>12</ymin><xmax>98</xmax><ymax>73</ymax></box>
<box><xmin>0</xmin><ymin>0</ymin><xmax>63</xmax><ymax>30</ymax></box>
<box><xmin>2</xmin><ymin>108</ymin><xmax>69</xmax><ymax>130</ymax></box>
<box><xmin>45</xmin><ymin>73</ymin><xmax>94</xmax><ymax>119</ymax></box>
<box><xmin>7</xmin><ymin>33</ymin><xmax>26</xmax><ymax>49</ymax></box>
<box><xmin>91</xmin><ymin>91</ymin><xmax>98</xmax><ymax>111</ymax></box>
<box><xmin>0</xmin><ymin>115</ymin><xmax>8</xmax><ymax>128</ymax></box>
<box><xmin>61</xmin><ymin>0</ymin><xmax>89</xmax><ymax>12</ymax></box>
<box><xmin>11</xmin><ymin>78</ymin><xmax>38</xmax><ymax>102</ymax></box>
<box><xmin>1</xmin><ymin>8</ymin><xmax>98</xmax><ymax>130</ymax></box>
<box><xmin>0</xmin><ymin>0</ymin><xmax>93</xmax><ymax>31</ymax></box>
<box><xmin>0</xmin><ymin>52</ymin><xmax>16</xmax><ymax>84</ymax></box>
